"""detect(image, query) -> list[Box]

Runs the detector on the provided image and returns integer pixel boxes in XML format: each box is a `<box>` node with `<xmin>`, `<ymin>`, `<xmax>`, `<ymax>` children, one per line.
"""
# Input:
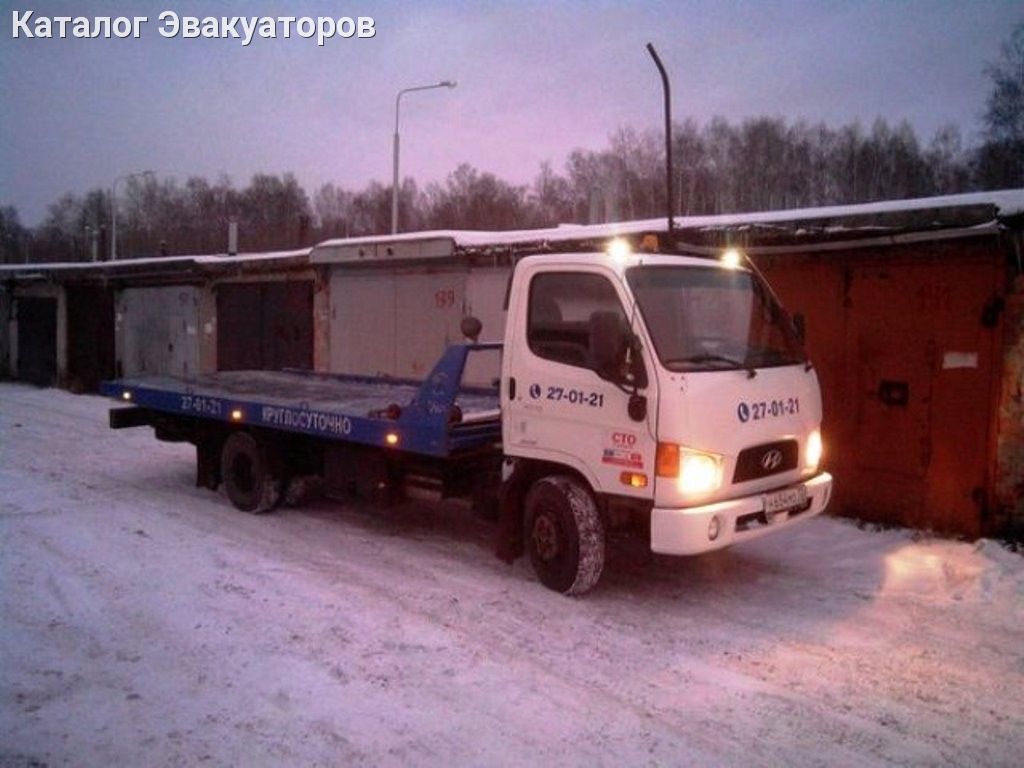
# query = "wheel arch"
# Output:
<box><xmin>495</xmin><ymin>457</ymin><xmax>602</xmax><ymax>563</ymax></box>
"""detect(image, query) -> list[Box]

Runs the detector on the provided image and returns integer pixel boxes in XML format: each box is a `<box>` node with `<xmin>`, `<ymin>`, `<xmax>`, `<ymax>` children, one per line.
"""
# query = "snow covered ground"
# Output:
<box><xmin>1</xmin><ymin>383</ymin><xmax>1022</xmax><ymax>767</ymax></box>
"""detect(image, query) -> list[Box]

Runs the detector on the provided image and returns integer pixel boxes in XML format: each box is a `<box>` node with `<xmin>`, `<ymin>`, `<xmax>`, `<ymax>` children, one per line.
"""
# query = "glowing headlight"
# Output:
<box><xmin>805</xmin><ymin>429</ymin><xmax>823</xmax><ymax>472</ymax></box>
<box><xmin>678</xmin><ymin>448</ymin><xmax>724</xmax><ymax>495</ymax></box>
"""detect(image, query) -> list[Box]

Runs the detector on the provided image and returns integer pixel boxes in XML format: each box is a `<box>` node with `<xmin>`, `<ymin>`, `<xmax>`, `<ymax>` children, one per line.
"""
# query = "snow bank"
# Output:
<box><xmin>877</xmin><ymin>536</ymin><xmax>1024</xmax><ymax>613</ymax></box>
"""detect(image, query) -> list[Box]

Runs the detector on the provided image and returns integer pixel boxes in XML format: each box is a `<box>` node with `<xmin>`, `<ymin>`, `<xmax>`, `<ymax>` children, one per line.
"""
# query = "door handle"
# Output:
<box><xmin>508</xmin><ymin>376</ymin><xmax>517</xmax><ymax>400</ymax></box>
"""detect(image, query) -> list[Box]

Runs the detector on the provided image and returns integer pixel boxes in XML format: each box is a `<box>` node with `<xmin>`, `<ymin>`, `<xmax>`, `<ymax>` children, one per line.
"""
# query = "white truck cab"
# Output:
<box><xmin>498</xmin><ymin>242</ymin><xmax>833</xmax><ymax>594</ymax></box>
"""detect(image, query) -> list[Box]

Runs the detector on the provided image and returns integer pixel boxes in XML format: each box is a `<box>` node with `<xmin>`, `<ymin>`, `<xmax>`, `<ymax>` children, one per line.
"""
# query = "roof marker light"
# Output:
<box><xmin>385</xmin><ymin>432</ymin><xmax>399</xmax><ymax>446</ymax></box>
<box><xmin>607</xmin><ymin>237</ymin><xmax>632</xmax><ymax>262</ymax></box>
<box><xmin>721</xmin><ymin>248</ymin><xmax>743</xmax><ymax>269</ymax></box>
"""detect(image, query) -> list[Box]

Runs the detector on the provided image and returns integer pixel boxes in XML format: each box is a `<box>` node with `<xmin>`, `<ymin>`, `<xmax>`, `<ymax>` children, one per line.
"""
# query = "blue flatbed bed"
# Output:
<box><xmin>100</xmin><ymin>344</ymin><xmax>502</xmax><ymax>457</ymax></box>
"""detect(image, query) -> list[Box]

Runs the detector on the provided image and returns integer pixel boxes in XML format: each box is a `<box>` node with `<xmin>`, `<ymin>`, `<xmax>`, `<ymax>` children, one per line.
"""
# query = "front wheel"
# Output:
<box><xmin>524</xmin><ymin>475</ymin><xmax>605</xmax><ymax>595</ymax></box>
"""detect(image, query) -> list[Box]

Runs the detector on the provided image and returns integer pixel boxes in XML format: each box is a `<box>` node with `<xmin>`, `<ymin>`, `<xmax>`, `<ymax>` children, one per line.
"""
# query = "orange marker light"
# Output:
<box><xmin>655</xmin><ymin>442</ymin><xmax>680</xmax><ymax>478</ymax></box>
<box><xmin>620</xmin><ymin>472</ymin><xmax>648</xmax><ymax>488</ymax></box>
<box><xmin>385</xmin><ymin>432</ymin><xmax>399</xmax><ymax>446</ymax></box>
<box><xmin>230</xmin><ymin>409</ymin><xmax>244</xmax><ymax>421</ymax></box>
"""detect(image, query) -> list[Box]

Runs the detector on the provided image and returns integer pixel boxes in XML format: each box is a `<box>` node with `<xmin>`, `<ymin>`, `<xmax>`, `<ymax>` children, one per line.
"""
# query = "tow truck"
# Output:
<box><xmin>103</xmin><ymin>234</ymin><xmax>832</xmax><ymax>594</ymax></box>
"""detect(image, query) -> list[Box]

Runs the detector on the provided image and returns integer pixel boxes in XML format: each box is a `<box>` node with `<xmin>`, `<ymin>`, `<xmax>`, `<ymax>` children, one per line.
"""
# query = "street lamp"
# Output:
<box><xmin>392</xmin><ymin>80</ymin><xmax>456</xmax><ymax>234</ymax></box>
<box><xmin>111</xmin><ymin>169</ymin><xmax>154</xmax><ymax>260</ymax></box>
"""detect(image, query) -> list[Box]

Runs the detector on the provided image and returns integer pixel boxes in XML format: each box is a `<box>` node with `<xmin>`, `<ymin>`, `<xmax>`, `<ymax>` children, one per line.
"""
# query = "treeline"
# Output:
<box><xmin>1</xmin><ymin>114</ymin><xmax>1019</xmax><ymax>265</ymax></box>
<box><xmin>4</xmin><ymin>22</ymin><xmax>1022</xmax><ymax>264</ymax></box>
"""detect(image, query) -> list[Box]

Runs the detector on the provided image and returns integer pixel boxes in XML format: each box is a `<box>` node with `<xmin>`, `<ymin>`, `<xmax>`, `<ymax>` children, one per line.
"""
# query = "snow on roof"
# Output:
<box><xmin>3</xmin><ymin>189</ymin><xmax>1022</xmax><ymax>279</ymax></box>
<box><xmin>311</xmin><ymin>188</ymin><xmax>1024</xmax><ymax>258</ymax></box>
<box><xmin>0</xmin><ymin>248</ymin><xmax>310</xmax><ymax>278</ymax></box>
<box><xmin>193</xmin><ymin>248</ymin><xmax>310</xmax><ymax>265</ymax></box>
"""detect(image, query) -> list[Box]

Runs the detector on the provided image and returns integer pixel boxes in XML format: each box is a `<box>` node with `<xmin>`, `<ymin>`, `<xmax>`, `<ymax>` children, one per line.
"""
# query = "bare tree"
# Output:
<box><xmin>979</xmin><ymin>22</ymin><xmax>1024</xmax><ymax>187</ymax></box>
<box><xmin>0</xmin><ymin>206</ymin><xmax>27</xmax><ymax>263</ymax></box>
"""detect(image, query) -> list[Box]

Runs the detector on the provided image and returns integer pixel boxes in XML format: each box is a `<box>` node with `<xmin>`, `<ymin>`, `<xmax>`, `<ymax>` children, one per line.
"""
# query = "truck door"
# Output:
<box><xmin>504</xmin><ymin>268</ymin><xmax>656</xmax><ymax>498</ymax></box>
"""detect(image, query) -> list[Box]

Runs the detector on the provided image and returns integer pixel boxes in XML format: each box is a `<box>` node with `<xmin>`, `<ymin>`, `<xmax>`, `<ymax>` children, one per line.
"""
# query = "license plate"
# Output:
<box><xmin>763</xmin><ymin>485</ymin><xmax>808</xmax><ymax>517</ymax></box>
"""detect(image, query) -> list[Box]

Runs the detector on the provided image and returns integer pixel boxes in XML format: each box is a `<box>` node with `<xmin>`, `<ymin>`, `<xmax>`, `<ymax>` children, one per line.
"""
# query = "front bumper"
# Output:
<box><xmin>650</xmin><ymin>472</ymin><xmax>833</xmax><ymax>555</ymax></box>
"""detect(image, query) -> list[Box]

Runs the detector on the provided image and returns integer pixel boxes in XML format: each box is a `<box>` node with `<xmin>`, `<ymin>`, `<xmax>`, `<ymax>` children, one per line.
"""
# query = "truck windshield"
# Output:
<box><xmin>626</xmin><ymin>265</ymin><xmax>806</xmax><ymax>372</ymax></box>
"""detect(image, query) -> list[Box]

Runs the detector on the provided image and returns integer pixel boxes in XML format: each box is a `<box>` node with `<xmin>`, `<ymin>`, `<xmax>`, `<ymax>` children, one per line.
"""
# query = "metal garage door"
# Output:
<box><xmin>217</xmin><ymin>282</ymin><xmax>313</xmax><ymax>371</ymax></box>
<box><xmin>329</xmin><ymin>269</ymin><xmax>468</xmax><ymax>379</ymax></box>
<box><xmin>848</xmin><ymin>259</ymin><xmax>999</xmax><ymax>536</ymax></box>
<box><xmin>117</xmin><ymin>287</ymin><xmax>201</xmax><ymax>379</ymax></box>
<box><xmin>763</xmin><ymin>242</ymin><xmax>1002</xmax><ymax>537</ymax></box>
<box><xmin>66</xmin><ymin>286</ymin><xmax>115</xmax><ymax>392</ymax></box>
<box><xmin>16</xmin><ymin>297</ymin><xmax>57</xmax><ymax>386</ymax></box>
<box><xmin>328</xmin><ymin>266</ymin><xmax>509</xmax><ymax>383</ymax></box>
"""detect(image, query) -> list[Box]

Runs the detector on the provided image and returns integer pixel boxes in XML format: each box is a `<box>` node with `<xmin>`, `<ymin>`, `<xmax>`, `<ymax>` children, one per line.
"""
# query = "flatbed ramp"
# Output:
<box><xmin>110</xmin><ymin>370</ymin><xmax>497</xmax><ymax>418</ymax></box>
<box><xmin>102</xmin><ymin>346</ymin><xmax>502</xmax><ymax>457</ymax></box>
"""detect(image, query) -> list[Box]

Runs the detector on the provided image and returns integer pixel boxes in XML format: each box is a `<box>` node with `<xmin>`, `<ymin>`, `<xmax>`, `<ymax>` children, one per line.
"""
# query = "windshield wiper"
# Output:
<box><xmin>746</xmin><ymin>347</ymin><xmax>808</xmax><ymax>369</ymax></box>
<box><xmin>670</xmin><ymin>353</ymin><xmax>742</xmax><ymax>366</ymax></box>
<box><xmin>664</xmin><ymin>353</ymin><xmax>757</xmax><ymax>378</ymax></box>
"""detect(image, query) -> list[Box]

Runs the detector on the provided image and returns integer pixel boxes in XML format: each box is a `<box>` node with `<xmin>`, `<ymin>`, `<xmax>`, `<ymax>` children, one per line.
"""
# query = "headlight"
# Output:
<box><xmin>805</xmin><ymin>429</ymin><xmax>823</xmax><ymax>472</ymax></box>
<box><xmin>680</xmin><ymin>450</ymin><xmax>723</xmax><ymax>494</ymax></box>
<box><xmin>657</xmin><ymin>442</ymin><xmax>723</xmax><ymax>495</ymax></box>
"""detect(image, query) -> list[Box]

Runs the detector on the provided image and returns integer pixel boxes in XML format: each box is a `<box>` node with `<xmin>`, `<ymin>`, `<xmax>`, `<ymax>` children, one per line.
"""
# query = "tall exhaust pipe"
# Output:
<box><xmin>646</xmin><ymin>43</ymin><xmax>674</xmax><ymax>236</ymax></box>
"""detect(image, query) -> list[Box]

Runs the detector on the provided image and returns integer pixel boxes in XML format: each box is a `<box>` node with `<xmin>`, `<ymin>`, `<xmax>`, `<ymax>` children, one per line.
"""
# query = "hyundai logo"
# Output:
<box><xmin>760</xmin><ymin>449</ymin><xmax>784</xmax><ymax>471</ymax></box>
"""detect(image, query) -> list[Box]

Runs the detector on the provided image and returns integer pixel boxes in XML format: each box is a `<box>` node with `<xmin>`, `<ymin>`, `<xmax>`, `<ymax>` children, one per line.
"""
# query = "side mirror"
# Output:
<box><xmin>589</xmin><ymin>311</ymin><xmax>628</xmax><ymax>381</ymax></box>
<box><xmin>792</xmin><ymin>312</ymin><xmax>806</xmax><ymax>344</ymax></box>
<box><xmin>628</xmin><ymin>394</ymin><xmax>647</xmax><ymax>422</ymax></box>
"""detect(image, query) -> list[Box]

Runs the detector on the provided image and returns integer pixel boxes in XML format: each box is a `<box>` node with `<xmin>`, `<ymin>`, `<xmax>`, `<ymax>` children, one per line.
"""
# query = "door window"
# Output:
<box><xmin>527</xmin><ymin>272</ymin><xmax>627</xmax><ymax>370</ymax></box>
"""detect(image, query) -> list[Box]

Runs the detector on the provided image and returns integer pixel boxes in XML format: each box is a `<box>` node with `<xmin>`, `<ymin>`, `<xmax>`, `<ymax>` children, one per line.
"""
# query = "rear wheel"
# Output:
<box><xmin>220</xmin><ymin>431</ymin><xmax>282</xmax><ymax>513</ymax></box>
<box><xmin>524</xmin><ymin>475</ymin><xmax>605</xmax><ymax>595</ymax></box>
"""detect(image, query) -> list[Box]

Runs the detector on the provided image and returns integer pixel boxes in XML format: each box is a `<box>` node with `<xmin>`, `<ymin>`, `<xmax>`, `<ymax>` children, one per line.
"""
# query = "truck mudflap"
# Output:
<box><xmin>650</xmin><ymin>472</ymin><xmax>833</xmax><ymax>556</ymax></box>
<box><xmin>109</xmin><ymin>406</ymin><xmax>154</xmax><ymax>429</ymax></box>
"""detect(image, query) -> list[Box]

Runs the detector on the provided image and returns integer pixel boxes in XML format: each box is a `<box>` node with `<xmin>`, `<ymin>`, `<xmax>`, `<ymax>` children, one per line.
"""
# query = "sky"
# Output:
<box><xmin>0</xmin><ymin>0</ymin><xmax>1021</xmax><ymax>225</ymax></box>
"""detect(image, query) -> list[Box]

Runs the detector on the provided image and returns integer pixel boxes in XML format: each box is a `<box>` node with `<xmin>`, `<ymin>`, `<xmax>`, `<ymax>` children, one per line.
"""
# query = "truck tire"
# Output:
<box><xmin>220</xmin><ymin>431</ymin><xmax>282</xmax><ymax>514</ymax></box>
<box><xmin>524</xmin><ymin>475</ymin><xmax>605</xmax><ymax>595</ymax></box>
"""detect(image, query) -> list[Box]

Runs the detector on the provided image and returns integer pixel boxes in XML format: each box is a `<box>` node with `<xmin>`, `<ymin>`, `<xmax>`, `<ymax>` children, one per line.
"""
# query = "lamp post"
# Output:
<box><xmin>111</xmin><ymin>169</ymin><xmax>153</xmax><ymax>260</ymax></box>
<box><xmin>392</xmin><ymin>80</ymin><xmax>456</xmax><ymax>234</ymax></box>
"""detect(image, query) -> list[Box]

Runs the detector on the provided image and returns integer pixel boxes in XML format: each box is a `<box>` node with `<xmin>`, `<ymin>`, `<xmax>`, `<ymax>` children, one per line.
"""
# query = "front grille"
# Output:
<box><xmin>732</xmin><ymin>439</ymin><xmax>799</xmax><ymax>483</ymax></box>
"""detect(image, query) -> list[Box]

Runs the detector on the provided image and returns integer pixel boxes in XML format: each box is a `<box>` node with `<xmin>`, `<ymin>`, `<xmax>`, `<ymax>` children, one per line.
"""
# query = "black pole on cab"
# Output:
<box><xmin>646</xmin><ymin>43</ymin><xmax>674</xmax><ymax>237</ymax></box>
